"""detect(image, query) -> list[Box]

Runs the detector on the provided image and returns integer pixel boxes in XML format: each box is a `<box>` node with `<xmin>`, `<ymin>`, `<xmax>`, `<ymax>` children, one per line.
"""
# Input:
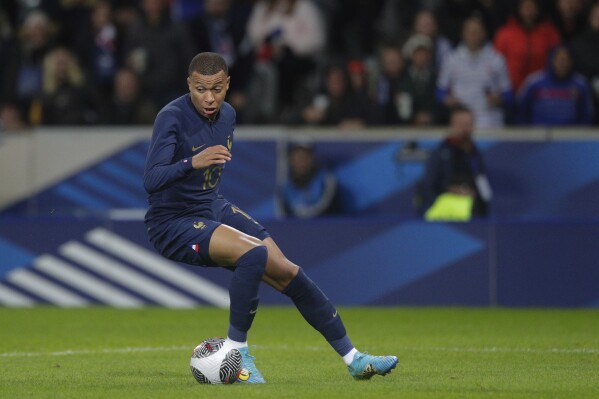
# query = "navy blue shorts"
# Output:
<box><xmin>146</xmin><ymin>197</ymin><xmax>270</xmax><ymax>267</ymax></box>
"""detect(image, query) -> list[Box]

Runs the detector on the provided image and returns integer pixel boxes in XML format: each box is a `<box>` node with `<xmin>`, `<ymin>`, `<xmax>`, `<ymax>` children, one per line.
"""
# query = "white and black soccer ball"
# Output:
<box><xmin>190</xmin><ymin>337</ymin><xmax>242</xmax><ymax>384</ymax></box>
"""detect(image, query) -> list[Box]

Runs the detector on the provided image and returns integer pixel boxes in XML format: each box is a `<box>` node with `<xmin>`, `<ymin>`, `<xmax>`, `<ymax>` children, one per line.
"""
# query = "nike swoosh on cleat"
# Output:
<box><xmin>249</xmin><ymin>309</ymin><xmax>257</xmax><ymax>314</ymax></box>
<box><xmin>332</xmin><ymin>310</ymin><xmax>338</xmax><ymax>318</ymax></box>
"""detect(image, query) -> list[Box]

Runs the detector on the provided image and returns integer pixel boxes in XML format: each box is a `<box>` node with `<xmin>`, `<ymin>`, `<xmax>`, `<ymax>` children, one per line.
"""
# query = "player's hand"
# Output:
<box><xmin>191</xmin><ymin>145</ymin><xmax>231</xmax><ymax>170</ymax></box>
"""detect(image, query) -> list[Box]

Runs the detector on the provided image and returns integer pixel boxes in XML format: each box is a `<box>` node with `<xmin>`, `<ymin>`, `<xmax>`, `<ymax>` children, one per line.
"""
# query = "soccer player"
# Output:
<box><xmin>144</xmin><ymin>52</ymin><xmax>398</xmax><ymax>383</ymax></box>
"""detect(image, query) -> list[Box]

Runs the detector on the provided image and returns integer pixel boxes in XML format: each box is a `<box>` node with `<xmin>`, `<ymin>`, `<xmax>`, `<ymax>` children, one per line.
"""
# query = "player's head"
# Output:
<box><xmin>187</xmin><ymin>52</ymin><xmax>230</xmax><ymax>119</ymax></box>
<box><xmin>449</xmin><ymin>106</ymin><xmax>474</xmax><ymax>141</ymax></box>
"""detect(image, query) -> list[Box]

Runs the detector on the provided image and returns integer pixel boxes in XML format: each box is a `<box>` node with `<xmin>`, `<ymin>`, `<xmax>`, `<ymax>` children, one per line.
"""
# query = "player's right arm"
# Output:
<box><xmin>144</xmin><ymin>111</ymin><xmax>231</xmax><ymax>194</ymax></box>
<box><xmin>144</xmin><ymin>111</ymin><xmax>190</xmax><ymax>194</ymax></box>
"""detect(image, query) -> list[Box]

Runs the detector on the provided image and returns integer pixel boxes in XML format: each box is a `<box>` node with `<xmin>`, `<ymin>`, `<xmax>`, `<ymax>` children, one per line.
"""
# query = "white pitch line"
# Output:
<box><xmin>408</xmin><ymin>346</ymin><xmax>599</xmax><ymax>354</ymax></box>
<box><xmin>1</xmin><ymin>345</ymin><xmax>598</xmax><ymax>358</ymax></box>
<box><xmin>0</xmin><ymin>345</ymin><xmax>190</xmax><ymax>358</ymax></box>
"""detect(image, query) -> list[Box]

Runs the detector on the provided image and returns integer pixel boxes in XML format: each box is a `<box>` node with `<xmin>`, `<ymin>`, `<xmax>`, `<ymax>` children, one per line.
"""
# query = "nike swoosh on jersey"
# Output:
<box><xmin>192</xmin><ymin>144</ymin><xmax>206</xmax><ymax>152</ymax></box>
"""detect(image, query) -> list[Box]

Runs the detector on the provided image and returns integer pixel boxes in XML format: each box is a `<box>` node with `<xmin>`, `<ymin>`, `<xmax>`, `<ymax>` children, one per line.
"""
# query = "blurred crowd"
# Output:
<box><xmin>1</xmin><ymin>0</ymin><xmax>598</xmax><ymax>132</ymax></box>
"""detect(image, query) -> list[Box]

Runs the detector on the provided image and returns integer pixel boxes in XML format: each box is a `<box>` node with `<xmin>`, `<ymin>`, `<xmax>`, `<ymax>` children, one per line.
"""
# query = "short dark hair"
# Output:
<box><xmin>188</xmin><ymin>52</ymin><xmax>228</xmax><ymax>76</ymax></box>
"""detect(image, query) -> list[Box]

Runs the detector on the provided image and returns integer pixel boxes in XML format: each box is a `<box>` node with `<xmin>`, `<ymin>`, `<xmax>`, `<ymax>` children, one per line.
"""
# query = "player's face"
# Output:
<box><xmin>188</xmin><ymin>70</ymin><xmax>230</xmax><ymax>119</ymax></box>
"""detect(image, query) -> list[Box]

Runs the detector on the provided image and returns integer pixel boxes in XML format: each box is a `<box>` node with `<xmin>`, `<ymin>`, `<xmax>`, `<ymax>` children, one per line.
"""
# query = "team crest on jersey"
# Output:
<box><xmin>193</xmin><ymin>221</ymin><xmax>206</xmax><ymax>230</ymax></box>
<box><xmin>227</xmin><ymin>135</ymin><xmax>232</xmax><ymax>151</ymax></box>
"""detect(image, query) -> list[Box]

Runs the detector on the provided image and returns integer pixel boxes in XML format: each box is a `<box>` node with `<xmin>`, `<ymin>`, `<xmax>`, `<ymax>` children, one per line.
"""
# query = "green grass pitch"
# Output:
<box><xmin>1</xmin><ymin>307</ymin><xmax>598</xmax><ymax>398</ymax></box>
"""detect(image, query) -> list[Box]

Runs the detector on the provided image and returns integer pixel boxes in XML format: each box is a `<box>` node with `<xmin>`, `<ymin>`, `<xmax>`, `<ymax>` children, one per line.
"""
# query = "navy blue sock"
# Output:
<box><xmin>227</xmin><ymin>246</ymin><xmax>268</xmax><ymax>342</ymax></box>
<box><xmin>282</xmin><ymin>268</ymin><xmax>354</xmax><ymax>357</ymax></box>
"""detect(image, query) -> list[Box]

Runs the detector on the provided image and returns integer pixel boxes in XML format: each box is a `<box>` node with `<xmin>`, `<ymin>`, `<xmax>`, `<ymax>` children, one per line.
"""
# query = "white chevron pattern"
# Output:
<box><xmin>0</xmin><ymin>229</ymin><xmax>230</xmax><ymax>308</ymax></box>
<box><xmin>34</xmin><ymin>255</ymin><xmax>143</xmax><ymax>308</ymax></box>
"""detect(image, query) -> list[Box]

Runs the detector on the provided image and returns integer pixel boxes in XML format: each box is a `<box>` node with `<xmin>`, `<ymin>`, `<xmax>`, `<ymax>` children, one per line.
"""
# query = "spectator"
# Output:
<box><xmin>376</xmin><ymin>0</ymin><xmax>422</xmax><ymax>51</ymax></box>
<box><xmin>0</xmin><ymin>1</ymin><xmax>19</xmax><ymax>30</ymax></box>
<box><xmin>551</xmin><ymin>0</ymin><xmax>587</xmax><ymax>42</ymax></box>
<box><xmin>402</xmin><ymin>34</ymin><xmax>438</xmax><ymax>126</ymax></box>
<box><xmin>373</xmin><ymin>43</ymin><xmax>410</xmax><ymax>125</ymax></box>
<box><xmin>327</xmin><ymin>0</ymin><xmax>385</xmax><ymax>59</ymax></box>
<box><xmin>51</xmin><ymin>0</ymin><xmax>95</xmax><ymax>51</ymax></box>
<box><xmin>111</xmin><ymin>1</ymin><xmax>141</xmax><ymax>57</ymax></box>
<box><xmin>299</xmin><ymin>63</ymin><xmax>380</xmax><ymax>128</ymax></box>
<box><xmin>517</xmin><ymin>45</ymin><xmax>594</xmax><ymax>126</ymax></box>
<box><xmin>570</xmin><ymin>2</ymin><xmax>599</xmax><ymax>123</ymax></box>
<box><xmin>4</xmin><ymin>10</ymin><xmax>56</xmax><ymax>126</ymax></box>
<box><xmin>432</xmin><ymin>0</ymin><xmax>498</xmax><ymax>46</ymax></box>
<box><xmin>186</xmin><ymin>0</ymin><xmax>253</xmax><ymax>112</ymax></box>
<box><xmin>346</xmin><ymin>58</ymin><xmax>370</xmax><ymax>96</ymax></box>
<box><xmin>437</xmin><ymin>16</ymin><xmax>513</xmax><ymax>128</ymax></box>
<box><xmin>417</xmin><ymin>106</ymin><xmax>492</xmax><ymax>220</ymax></box>
<box><xmin>412</xmin><ymin>9</ymin><xmax>452</xmax><ymax>71</ymax></box>
<box><xmin>123</xmin><ymin>0</ymin><xmax>194</xmax><ymax>108</ymax></box>
<box><xmin>69</xmin><ymin>0</ymin><xmax>118</xmax><ymax>100</ymax></box>
<box><xmin>0</xmin><ymin>8</ymin><xmax>17</xmax><ymax>102</ymax></box>
<box><xmin>40</xmin><ymin>47</ymin><xmax>101</xmax><ymax>125</ymax></box>
<box><xmin>494</xmin><ymin>0</ymin><xmax>561</xmax><ymax>91</ymax></box>
<box><xmin>245</xmin><ymin>0</ymin><xmax>326</xmax><ymax>112</ymax></box>
<box><xmin>0</xmin><ymin>103</ymin><xmax>25</xmax><ymax>132</ymax></box>
<box><xmin>170</xmin><ymin>0</ymin><xmax>204</xmax><ymax>21</ymax></box>
<box><xmin>278</xmin><ymin>142</ymin><xmax>340</xmax><ymax>218</ymax></box>
<box><xmin>105</xmin><ymin>68</ymin><xmax>157</xmax><ymax>125</ymax></box>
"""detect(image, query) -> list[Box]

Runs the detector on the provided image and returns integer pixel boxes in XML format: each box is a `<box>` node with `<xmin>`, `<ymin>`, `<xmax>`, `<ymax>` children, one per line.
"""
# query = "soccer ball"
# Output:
<box><xmin>190</xmin><ymin>337</ymin><xmax>243</xmax><ymax>384</ymax></box>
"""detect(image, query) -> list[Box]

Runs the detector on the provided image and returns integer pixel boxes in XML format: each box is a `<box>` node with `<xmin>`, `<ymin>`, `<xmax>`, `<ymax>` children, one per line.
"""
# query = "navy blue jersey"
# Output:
<box><xmin>144</xmin><ymin>94</ymin><xmax>235</xmax><ymax>223</ymax></box>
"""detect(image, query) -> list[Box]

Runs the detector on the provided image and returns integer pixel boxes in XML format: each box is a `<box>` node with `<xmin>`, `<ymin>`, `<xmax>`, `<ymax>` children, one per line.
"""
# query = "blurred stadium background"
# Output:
<box><xmin>0</xmin><ymin>0</ymin><xmax>598</xmax><ymax>309</ymax></box>
<box><xmin>1</xmin><ymin>126</ymin><xmax>598</xmax><ymax>308</ymax></box>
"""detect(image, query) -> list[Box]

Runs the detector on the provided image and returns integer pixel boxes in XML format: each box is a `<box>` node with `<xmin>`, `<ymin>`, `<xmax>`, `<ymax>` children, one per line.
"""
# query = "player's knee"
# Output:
<box><xmin>267</xmin><ymin>258</ymin><xmax>299</xmax><ymax>289</ymax></box>
<box><xmin>235</xmin><ymin>245</ymin><xmax>268</xmax><ymax>271</ymax></box>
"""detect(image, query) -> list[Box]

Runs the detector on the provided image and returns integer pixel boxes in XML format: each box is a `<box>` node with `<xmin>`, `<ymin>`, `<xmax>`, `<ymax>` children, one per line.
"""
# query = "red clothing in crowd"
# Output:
<box><xmin>494</xmin><ymin>17</ymin><xmax>560</xmax><ymax>90</ymax></box>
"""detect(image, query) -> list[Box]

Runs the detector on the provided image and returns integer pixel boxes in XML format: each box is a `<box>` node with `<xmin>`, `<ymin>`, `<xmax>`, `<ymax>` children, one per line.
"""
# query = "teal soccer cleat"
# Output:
<box><xmin>348</xmin><ymin>352</ymin><xmax>399</xmax><ymax>380</ymax></box>
<box><xmin>237</xmin><ymin>347</ymin><xmax>266</xmax><ymax>384</ymax></box>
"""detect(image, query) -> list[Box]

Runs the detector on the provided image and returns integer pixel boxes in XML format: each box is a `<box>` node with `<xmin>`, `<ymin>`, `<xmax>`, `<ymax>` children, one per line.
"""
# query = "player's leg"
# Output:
<box><xmin>207</xmin><ymin>224</ymin><xmax>268</xmax><ymax>383</ymax></box>
<box><xmin>208</xmin><ymin>224</ymin><xmax>267</xmax><ymax>341</ymax></box>
<box><xmin>148</xmin><ymin>215</ymin><xmax>267</xmax><ymax>383</ymax></box>
<box><xmin>261</xmin><ymin>237</ymin><xmax>398</xmax><ymax>380</ymax></box>
<box><xmin>217</xmin><ymin>200</ymin><xmax>397</xmax><ymax>379</ymax></box>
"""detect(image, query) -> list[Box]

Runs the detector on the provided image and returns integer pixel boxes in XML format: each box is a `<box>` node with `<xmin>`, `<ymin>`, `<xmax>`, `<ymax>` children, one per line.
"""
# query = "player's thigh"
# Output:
<box><xmin>216</xmin><ymin>198</ymin><xmax>270</xmax><ymax>241</ymax></box>
<box><xmin>208</xmin><ymin>224</ymin><xmax>265</xmax><ymax>266</ymax></box>
<box><xmin>147</xmin><ymin>217</ymin><xmax>221</xmax><ymax>267</ymax></box>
